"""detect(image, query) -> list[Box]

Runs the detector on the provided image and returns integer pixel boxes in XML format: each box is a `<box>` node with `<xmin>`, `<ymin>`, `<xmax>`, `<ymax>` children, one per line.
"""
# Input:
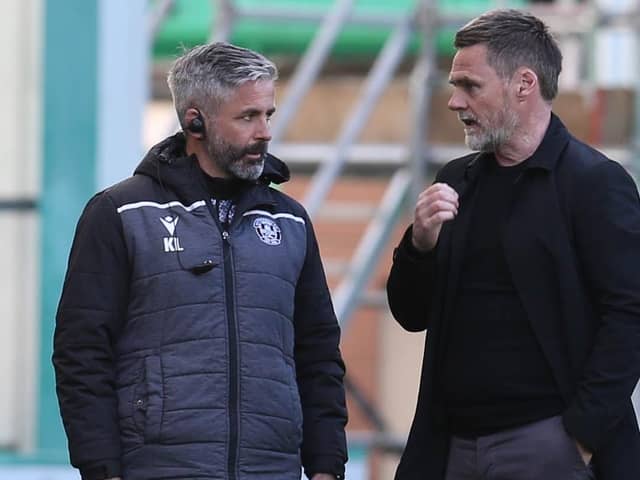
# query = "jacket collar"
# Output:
<box><xmin>452</xmin><ymin>112</ymin><xmax>570</xmax><ymax>203</ymax></box>
<box><xmin>462</xmin><ymin>112</ymin><xmax>571</xmax><ymax>183</ymax></box>
<box><xmin>524</xmin><ymin>112</ymin><xmax>571</xmax><ymax>171</ymax></box>
<box><xmin>134</xmin><ymin>132</ymin><xmax>289</xmax><ymax>209</ymax></box>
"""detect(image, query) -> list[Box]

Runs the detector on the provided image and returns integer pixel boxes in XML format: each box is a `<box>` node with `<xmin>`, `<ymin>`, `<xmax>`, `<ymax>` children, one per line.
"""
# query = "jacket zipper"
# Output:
<box><xmin>222</xmin><ymin>228</ymin><xmax>240</xmax><ymax>480</ymax></box>
<box><xmin>206</xmin><ymin>199</ymin><xmax>240</xmax><ymax>480</ymax></box>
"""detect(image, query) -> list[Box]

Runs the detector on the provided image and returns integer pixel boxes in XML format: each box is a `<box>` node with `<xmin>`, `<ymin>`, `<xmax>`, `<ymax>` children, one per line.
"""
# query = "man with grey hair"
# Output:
<box><xmin>53</xmin><ymin>42</ymin><xmax>348</xmax><ymax>480</ymax></box>
<box><xmin>387</xmin><ymin>9</ymin><xmax>640</xmax><ymax>480</ymax></box>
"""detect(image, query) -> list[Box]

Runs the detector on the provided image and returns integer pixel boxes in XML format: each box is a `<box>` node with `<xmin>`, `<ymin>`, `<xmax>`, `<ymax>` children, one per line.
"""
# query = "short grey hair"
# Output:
<box><xmin>167</xmin><ymin>42</ymin><xmax>278</xmax><ymax>127</ymax></box>
<box><xmin>455</xmin><ymin>9</ymin><xmax>562</xmax><ymax>102</ymax></box>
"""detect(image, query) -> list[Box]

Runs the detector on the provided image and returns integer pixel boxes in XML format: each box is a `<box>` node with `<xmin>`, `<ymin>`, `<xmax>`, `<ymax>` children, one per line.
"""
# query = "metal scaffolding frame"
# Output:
<box><xmin>210</xmin><ymin>0</ymin><xmax>436</xmax><ymax>454</ymax></box>
<box><xmin>150</xmin><ymin>0</ymin><xmax>640</xmax><ymax>460</ymax></box>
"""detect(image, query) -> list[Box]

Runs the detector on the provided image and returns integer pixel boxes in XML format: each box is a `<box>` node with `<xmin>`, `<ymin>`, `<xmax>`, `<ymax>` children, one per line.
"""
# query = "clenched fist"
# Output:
<box><xmin>412</xmin><ymin>182</ymin><xmax>459</xmax><ymax>252</ymax></box>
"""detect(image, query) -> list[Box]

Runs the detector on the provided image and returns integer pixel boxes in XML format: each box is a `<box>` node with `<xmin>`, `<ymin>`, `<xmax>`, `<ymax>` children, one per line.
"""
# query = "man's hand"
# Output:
<box><xmin>311</xmin><ymin>474</ymin><xmax>336</xmax><ymax>480</ymax></box>
<box><xmin>576</xmin><ymin>440</ymin><xmax>593</xmax><ymax>466</ymax></box>
<box><xmin>412</xmin><ymin>183</ymin><xmax>459</xmax><ymax>252</ymax></box>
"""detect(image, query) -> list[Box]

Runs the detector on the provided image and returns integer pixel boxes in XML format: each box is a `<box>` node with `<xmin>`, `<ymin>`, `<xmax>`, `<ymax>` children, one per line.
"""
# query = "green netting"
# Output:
<box><xmin>153</xmin><ymin>0</ymin><xmax>527</xmax><ymax>60</ymax></box>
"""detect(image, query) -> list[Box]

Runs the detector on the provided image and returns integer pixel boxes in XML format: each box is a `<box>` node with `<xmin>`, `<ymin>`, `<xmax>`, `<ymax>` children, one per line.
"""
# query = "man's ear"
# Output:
<box><xmin>183</xmin><ymin>107</ymin><xmax>206</xmax><ymax>139</ymax></box>
<box><xmin>514</xmin><ymin>68</ymin><xmax>538</xmax><ymax>100</ymax></box>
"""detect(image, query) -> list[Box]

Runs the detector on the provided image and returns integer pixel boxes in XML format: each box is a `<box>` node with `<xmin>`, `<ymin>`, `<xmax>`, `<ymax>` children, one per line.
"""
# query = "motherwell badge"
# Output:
<box><xmin>253</xmin><ymin>217</ymin><xmax>282</xmax><ymax>246</ymax></box>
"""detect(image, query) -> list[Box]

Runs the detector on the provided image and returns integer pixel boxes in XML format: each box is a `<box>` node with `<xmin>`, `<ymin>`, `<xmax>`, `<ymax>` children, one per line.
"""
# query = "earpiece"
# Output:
<box><xmin>187</xmin><ymin>111</ymin><xmax>206</xmax><ymax>135</ymax></box>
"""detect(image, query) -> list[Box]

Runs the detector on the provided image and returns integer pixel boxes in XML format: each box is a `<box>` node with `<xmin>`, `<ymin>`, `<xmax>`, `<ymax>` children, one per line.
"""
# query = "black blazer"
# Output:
<box><xmin>387</xmin><ymin>114</ymin><xmax>640</xmax><ymax>479</ymax></box>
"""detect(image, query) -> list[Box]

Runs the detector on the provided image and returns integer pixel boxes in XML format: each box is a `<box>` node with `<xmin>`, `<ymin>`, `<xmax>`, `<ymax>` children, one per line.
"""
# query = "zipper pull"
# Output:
<box><xmin>222</xmin><ymin>231</ymin><xmax>230</xmax><ymax>241</ymax></box>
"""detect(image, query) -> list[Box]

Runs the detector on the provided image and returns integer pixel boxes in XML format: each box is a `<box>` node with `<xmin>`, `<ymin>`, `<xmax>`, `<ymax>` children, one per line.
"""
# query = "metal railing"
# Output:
<box><xmin>269</xmin><ymin>0</ymin><xmax>356</xmax><ymax>147</ymax></box>
<box><xmin>302</xmin><ymin>9</ymin><xmax>417</xmax><ymax>218</ymax></box>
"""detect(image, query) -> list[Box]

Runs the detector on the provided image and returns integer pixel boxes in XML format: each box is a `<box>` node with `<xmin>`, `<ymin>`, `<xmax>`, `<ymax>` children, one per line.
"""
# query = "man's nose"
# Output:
<box><xmin>447</xmin><ymin>90</ymin><xmax>466</xmax><ymax>111</ymax></box>
<box><xmin>255</xmin><ymin>117</ymin><xmax>272</xmax><ymax>142</ymax></box>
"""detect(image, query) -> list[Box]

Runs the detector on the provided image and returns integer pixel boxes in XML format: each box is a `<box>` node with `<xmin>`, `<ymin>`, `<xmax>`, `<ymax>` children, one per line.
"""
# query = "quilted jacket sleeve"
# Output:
<box><xmin>293</xmin><ymin>212</ymin><xmax>348</xmax><ymax>480</ymax></box>
<box><xmin>53</xmin><ymin>191</ymin><xmax>130</xmax><ymax>480</ymax></box>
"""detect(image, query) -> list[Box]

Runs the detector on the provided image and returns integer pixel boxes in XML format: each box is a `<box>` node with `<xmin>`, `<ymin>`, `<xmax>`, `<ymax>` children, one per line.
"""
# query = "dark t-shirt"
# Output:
<box><xmin>442</xmin><ymin>157</ymin><xmax>564</xmax><ymax>436</ymax></box>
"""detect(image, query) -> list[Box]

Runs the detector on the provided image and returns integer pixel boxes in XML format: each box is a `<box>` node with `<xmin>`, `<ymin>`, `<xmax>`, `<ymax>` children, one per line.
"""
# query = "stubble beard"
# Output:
<box><xmin>464</xmin><ymin>102</ymin><xmax>519</xmax><ymax>153</ymax></box>
<box><xmin>206</xmin><ymin>134</ymin><xmax>266</xmax><ymax>181</ymax></box>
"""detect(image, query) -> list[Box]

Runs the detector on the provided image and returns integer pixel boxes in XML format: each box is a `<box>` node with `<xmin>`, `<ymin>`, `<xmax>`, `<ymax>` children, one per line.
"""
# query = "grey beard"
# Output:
<box><xmin>228</xmin><ymin>158</ymin><xmax>265</xmax><ymax>181</ymax></box>
<box><xmin>465</xmin><ymin>111</ymin><xmax>518</xmax><ymax>153</ymax></box>
<box><xmin>206</xmin><ymin>138</ymin><xmax>266</xmax><ymax>181</ymax></box>
<box><xmin>465</xmin><ymin>128</ymin><xmax>510</xmax><ymax>152</ymax></box>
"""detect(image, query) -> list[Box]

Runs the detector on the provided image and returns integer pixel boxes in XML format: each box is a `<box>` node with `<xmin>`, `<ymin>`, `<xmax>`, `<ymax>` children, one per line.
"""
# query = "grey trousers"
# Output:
<box><xmin>445</xmin><ymin>416</ymin><xmax>595</xmax><ymax>480</ymax></box>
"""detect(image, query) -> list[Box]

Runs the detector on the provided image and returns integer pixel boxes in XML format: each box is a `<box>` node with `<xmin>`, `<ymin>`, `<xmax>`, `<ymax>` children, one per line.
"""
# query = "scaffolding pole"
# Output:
<box><xmin>409</xmin><ymin>0</ymin><xmax>439</xmax><ymax>204</ymax></box>
<box><xmin>234</xmin><ymin>4</ymin><xmax>405</xmax><ymax>27</ymax></box>
<box><xmin>303</xmin><ymin>10</ymin><xmax>416</xmax><ymax>217</ymax></box>
<box><xmin>211</xmin><ymin>0</ymin><xmax>235</xmax><ymax>43</ymax></box>
<box><xmin>270</xmin><ymin>0</ymin><xmax>356</xmax><ymax>147</ymax></box>
<box><xmin>149</xmin><ymin>0</ymin><xmax>175</xmax><ymax>40</ymax></box>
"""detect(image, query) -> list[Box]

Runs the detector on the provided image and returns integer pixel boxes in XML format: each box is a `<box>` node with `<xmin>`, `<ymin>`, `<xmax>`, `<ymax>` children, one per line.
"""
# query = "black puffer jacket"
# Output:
<box><xmin>53</xmin><ymin>133</ymin><xmax>348</xmax><ymax>480</ymax></box>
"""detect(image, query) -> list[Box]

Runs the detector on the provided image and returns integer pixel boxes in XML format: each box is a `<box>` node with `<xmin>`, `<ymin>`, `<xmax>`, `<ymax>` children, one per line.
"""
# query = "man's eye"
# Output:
<box><xmin>242</xmin><ymin>115</ymin><xmax>252</xmax><ymax>121</ymax></box>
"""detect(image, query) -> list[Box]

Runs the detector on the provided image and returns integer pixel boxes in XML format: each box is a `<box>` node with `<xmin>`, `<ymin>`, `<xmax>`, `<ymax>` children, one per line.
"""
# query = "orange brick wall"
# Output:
<box><xmin>282</xmin><ymin>175</ymin><xmax>412</xmax><ymax>439</ymax></box>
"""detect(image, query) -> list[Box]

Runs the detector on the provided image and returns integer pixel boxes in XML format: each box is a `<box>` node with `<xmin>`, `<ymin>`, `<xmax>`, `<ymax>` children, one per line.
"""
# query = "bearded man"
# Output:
<box><xmin>387</xmin><ymin>9</ymin><xmax>640</xmax><ymax>480</ymax></box>
<box><xmin>53</xmin><ymin>42</ymin><xmax>348</xmax><ymax>480</ymax></box>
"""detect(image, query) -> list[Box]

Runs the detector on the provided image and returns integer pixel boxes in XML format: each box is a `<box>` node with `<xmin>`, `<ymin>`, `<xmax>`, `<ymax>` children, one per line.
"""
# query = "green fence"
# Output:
<box><xmin>153</xmin><ymin>0</ymin><xmax>527</xmax><ymax>60</ymax></box>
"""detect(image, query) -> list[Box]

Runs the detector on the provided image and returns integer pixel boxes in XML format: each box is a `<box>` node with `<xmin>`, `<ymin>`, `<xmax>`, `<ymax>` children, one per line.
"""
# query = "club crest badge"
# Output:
<box><xmin>253</xmin><ymin>217</ymin><xmax>282</xmax><ymax>246</ymax></box>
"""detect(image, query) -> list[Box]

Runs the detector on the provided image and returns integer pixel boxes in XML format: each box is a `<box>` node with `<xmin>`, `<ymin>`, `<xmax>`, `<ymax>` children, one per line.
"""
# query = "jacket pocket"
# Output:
<box><xmin>132</xmin><ymin>355</ymin><xmax>164</xmax><ymax>442</ymax></box>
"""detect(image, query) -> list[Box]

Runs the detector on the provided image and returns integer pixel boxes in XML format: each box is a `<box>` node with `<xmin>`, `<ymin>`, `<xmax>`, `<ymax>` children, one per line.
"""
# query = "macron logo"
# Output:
<box><xmin>160</xmin><ymin>215</ymin><xmax>179</xmax><ymax>235</ymax></box>
<box><xmin>160</xmin><ymin>215</ymin><xmax>184</xmax><ymax>252</ymax></box>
